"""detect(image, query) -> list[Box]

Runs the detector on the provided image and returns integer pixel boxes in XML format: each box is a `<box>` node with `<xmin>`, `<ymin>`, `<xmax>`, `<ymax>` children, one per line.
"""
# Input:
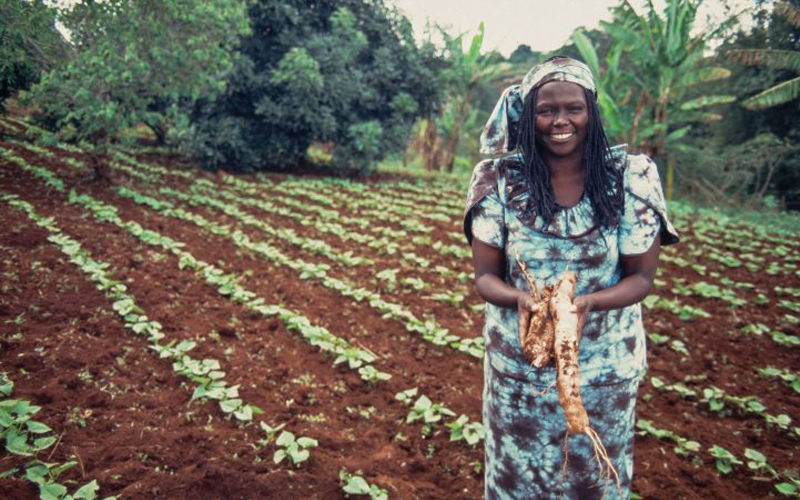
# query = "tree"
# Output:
<box><xmin>508</xmin><ymin>44</ymin><xmax>541</xmax><ymax>65</ymax></box>
<box><xmin>728</xmin><ymin>2</ymin><xmax>800</xmax><ymax>109</ymax></box>
<box><xmin>590</xmin><ymin>0</ymin><xmax>737</xmax><ymax>199</ymax></box>
<box><xmin>681</xmin><ymin>133</ymin><xmax>796</xmax><ymax>208</ymax></box>
<box><xmin>28</xmin><ymin>0</ymin><xmax>250</xmax><ymax>178</ymax></box>
<box><xmin>184</xmin><ymin>0</ymin><xmax>443</xmax><ymax>175</ymax></box>
<box><xmin>0</xmin><ymin>0</ymin><xmax>69</xmax><ymax>113</ymax></box>
<box><xmin>420</xmin><ymin>23</ymin><xmax>511</xmax><ymax>172</ymax></box>
<box><xmin>709</xmin><ymin>0</ymin><xmax>800</xmax><ymax>210</ymax></box>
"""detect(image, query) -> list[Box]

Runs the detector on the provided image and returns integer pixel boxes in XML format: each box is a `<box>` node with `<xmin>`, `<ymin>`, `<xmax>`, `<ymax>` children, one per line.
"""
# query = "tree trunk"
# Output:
<box><xmin>443</xmin><ymin>97</ymin><xmax>470</xmax><ymax>173</ymax></box>
<box><xmin>89</xmin><ymin>129</ymin><xmax>111</xmax><ymax>183</ymax></box>
<box><xmin>90</xmin><ymin>151</ymin><xmax>110</xmax><ymax>183</ymax></box>
<box><xmin>146</xmin><ymin>120</ymin><xmax>169</xmax><ymax>146</ymax></box>
<box><xmin>422</xmin><ymin>118</ymin><xmax>443</xmax><ymax>171</ymax></box>
<box><xmin>666</xmin><ymin>151</ymin><xmax>675</xmax><ymax>202</ymax></box>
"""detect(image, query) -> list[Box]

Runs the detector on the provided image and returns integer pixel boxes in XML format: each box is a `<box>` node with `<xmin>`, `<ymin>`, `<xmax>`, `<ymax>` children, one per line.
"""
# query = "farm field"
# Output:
<box><xmin>1</xmin><ymin>116</ymin><xmax>799</xmax><ymax>500</ymax></box>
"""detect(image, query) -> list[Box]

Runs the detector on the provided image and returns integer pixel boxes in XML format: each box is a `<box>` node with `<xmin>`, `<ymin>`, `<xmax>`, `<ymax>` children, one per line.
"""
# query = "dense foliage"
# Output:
<box><xmin>0</xmin><ymin>0</ymin><xmax>68</xmax><ymax>113</ymax></box>
<box><xmin>684</xmin><ymin>0</ymin><xmax>800</xmax><ymax>210</ymax></box>
<box><xmin>182</xmin><ymin>0</ymin><xmax>444</xmax><ymax>174</ymax></box>
<box><xmin>27</xmin><ymin>0</ymin><xmax>250</xmax><ymax>170</ymax></box>
<box><xmin>1</xmin><ymin>0</ymin><xmax>798</xmax><ymax>208</ymax></box>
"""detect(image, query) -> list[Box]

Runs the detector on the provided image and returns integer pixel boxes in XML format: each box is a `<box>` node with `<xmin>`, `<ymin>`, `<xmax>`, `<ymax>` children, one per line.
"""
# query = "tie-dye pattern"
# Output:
<box><xmin>465</xmin><ymin>148</ymin><xmax>679</xmax><ymax>499</ymax></box>
<box><xmin>483</xmin><ymin>361</ymin><xmax>640</xmax><ymax>500</ymax></box>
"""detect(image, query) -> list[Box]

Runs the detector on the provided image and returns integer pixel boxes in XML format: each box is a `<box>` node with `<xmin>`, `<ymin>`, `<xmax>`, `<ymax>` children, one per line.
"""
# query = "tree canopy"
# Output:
<box><xmin>28</xmin><ymin>0</ymin><xmax>250</xmax><ymax>165</ymax></box>
<box><xmin>183</xmin><ymin>0</ymin><xmax>445</xmax><ymax>174</ymax></box>
<box><xmin>0</xmin><ymin>0</ymin><xmax>69</xmax><ymax>112</ymax></box>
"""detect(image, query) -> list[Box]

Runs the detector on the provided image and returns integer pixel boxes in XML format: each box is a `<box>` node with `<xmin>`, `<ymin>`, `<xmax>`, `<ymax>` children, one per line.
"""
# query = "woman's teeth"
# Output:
<box><xmin>552</xmin><ymin>133</ymin><xmax>573</xmax><ymax>140</ymax></box>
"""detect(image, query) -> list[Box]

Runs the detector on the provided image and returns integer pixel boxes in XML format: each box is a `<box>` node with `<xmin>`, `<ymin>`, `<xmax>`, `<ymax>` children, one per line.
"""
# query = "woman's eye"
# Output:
<box><xmin>537</xmin><ymin>109</ymin><xmax>553</xmax><ymax>115</ymax></box>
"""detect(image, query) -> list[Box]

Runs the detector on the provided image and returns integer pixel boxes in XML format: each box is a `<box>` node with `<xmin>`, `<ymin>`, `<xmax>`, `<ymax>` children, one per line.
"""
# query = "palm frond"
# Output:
<box><xmin>572</xmin><ymin>30</ymin><xmax>600</xmax><ymax>82</ymax></box>
<box><xmin>741</xmin><ymin>76</ymin><xmax>800</xmax><ymax>110</ymax></box>
<box><xmin>680</xmin><ymin>94</ymin><xmax>736</xmax><ymax>110</ymax></box>
<box><xmin>776</xmin><ymin>2</ymin><xmax>800</xmax><ymax>29</ymax></box>
<box><xmin>678</xmin><ymin>66</ymin><xmax>731</xmax><ymax>88</ymax></box>
<box><xmin>728</xmin><ymin>49</ymin><xmax>800</xmax><ymax>72</ymax></box>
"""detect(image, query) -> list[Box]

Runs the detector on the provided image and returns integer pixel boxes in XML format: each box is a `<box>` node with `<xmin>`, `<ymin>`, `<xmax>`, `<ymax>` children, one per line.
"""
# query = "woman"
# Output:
<box><xmin>463</xmin><ymin>57</ymin><xmax>679</xmax><ymax>499</ymax></box>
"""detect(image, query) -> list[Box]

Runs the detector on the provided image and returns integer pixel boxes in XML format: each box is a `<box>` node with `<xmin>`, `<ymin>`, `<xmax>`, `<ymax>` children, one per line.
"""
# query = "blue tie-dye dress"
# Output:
<box><xmin>463</xmin><ymin>146</ymin><xmax>679</xmax><ymax>500</ymax></box>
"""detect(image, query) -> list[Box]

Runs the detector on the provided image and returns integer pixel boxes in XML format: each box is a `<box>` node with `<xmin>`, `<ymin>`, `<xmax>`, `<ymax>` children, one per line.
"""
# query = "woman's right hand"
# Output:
<box><xmin>517</xmin><ymin>292</ymin><xmax>538</xmax><ymax>343</ymax></box>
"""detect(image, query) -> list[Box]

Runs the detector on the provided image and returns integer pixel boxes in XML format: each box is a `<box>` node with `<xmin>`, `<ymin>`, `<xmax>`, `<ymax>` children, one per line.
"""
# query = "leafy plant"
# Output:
<box><xmin>406</xmin><ymin>395</ymin><xmax>456</xmax><ymax>437</ymax></box>
<box><xmin>709</xmin><ymin>445</ymin><xmax>743</xmax><ymax>475</ymax></box>
<box><xmin>273</xmin><ymin>431</ymin><xmax>317</xmax><ymax>467</ymax></box>
<box><xmin>25</xmin><ymin>461</ymin><xmax>116</xmax><ymax>500</ymax></box>
<box><xmin>756</xmin><ymin>367</ymin><xmax>800</xmax><ymax>394</ymax></box>
<box><xmin>357</xmin><ymin>365</ymin><xmax>391</xmax><ymax>384</ymax></box>
<box><xmin>339</xmin><ymin>469</ymin><xmax>388</xmax><ymax>500</ymax></box>
<box><xmin>395</xmin><ymin>388</ymin><xmax>419</xmax><ymax>406</ymax></box>
<box><xmin>728</xmin><ymin>2</ymin><xmax>800</xmax><ymax>110</ymax></box>
<box><xmin>256</xmin><ymin>422</ymin><xmax>286</xmax><ymax>447</ymax></box>
<box><xmin>0</xmin><ymin>397</ymin><xmax>56</xmax><ymax>456</ymax></box>
<box><xmin>636</xmin><ymin>419</ymin><xmax>700</xmax><ymax>457</ymax></box>
<box><xmin>744</xmin><ymin>448</ymin><xmax>777</xmax><ymax>478</ymax></box>
<box><xmin>445</xmin><ymin>415</ymin><xmax>484</xmax><ymax>446</ymax></box>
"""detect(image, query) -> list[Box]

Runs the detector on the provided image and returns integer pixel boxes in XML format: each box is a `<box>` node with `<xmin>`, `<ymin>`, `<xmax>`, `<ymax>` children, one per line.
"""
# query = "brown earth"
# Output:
<box><xmin>0</xmin><ymin>120</ymin><xmax>799</xmax><ymax>500</ymax></box>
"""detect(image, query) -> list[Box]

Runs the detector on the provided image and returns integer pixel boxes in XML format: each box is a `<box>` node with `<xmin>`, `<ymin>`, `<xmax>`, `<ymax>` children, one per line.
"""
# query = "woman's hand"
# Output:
<box><xmin>517</xmin><ymin>292</ymin><xmax>539</xmax><ymax>344</ymax></box>
<box><xmin>572</xmin><ymin>294</ymin><xmax>594</xmax><ymax>341</ymax></box>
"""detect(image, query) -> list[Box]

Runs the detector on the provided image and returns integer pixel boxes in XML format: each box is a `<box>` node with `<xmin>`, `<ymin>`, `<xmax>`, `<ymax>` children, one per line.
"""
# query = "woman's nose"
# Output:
<box><xmin>554</xmin><ymin>110</ymin><xmax>568</xmax><ymax>125</ymax></box>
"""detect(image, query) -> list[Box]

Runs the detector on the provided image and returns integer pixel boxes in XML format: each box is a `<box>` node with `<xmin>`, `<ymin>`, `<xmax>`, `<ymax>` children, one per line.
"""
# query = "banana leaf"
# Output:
<box><xmin>741</xmin><ymin>77</ymin><xmax>800</xmax><ymax>110</ymax></box>
<box><xmin>680</xmin><ymin>95</ymin><xmax>736</xmax><ymax>110</ymax></box>
<box><xmin>728</xmin><ymin>49</ymin><xmax>800</xmax><ymax>72</ymax></box>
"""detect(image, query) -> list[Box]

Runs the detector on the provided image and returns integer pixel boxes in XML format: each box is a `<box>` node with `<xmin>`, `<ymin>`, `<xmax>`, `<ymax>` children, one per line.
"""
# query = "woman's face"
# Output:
<box><xmin>533</xmin><ymin>81</ymin><xmax>589</xmax><ymax>161</ymax></box>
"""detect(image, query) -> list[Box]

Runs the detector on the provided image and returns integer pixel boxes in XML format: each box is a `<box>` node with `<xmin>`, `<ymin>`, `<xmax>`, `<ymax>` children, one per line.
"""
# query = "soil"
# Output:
<box><xmin>0</xmin><ymin>118</ymin><xmax>798</xmax><ymax>500</ymax></box>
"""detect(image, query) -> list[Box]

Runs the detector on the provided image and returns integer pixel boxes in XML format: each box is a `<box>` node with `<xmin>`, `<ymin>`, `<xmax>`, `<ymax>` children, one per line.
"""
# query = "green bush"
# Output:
<box><xmin>0</xmin><ymin>0</ymin><xmax>68</xmax><ymax>113</ymax></box>
<box><xmin>183</xmin><ymin>1</ymin><xmax>444</xmax><ymax>175</ymax></box>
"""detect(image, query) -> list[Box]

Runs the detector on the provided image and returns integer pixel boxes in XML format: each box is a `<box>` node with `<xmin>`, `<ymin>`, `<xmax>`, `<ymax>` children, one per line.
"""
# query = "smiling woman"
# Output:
<box><xmin>463</xmin><ymin>57</ymin><xmax>680</xmax><ymax>499</ymax></box>
<box><xmin>532</xmin><ymin>82</ymin><xmax>589</xmax><ymax>163</ymax></box>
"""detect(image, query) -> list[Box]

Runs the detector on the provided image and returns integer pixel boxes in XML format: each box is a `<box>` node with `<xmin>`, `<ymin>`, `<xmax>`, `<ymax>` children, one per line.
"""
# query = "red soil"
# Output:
<box><xmin>0</xmin><ymin>122</ymin><xmax>798</xmax><ymax>500</ymax></box>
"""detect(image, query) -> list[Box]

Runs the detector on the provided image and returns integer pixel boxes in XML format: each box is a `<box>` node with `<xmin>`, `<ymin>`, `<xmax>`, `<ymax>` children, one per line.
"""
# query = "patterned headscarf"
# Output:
<box><xmin>479</xmin><ymin>57</ymin><xmax>596</xmax><ymax>156</ymax></box>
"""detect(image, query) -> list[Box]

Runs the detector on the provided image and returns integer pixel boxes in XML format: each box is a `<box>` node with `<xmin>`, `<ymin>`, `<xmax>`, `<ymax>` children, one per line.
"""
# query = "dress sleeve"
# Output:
<box><xmin>619</xmin><ymin>154</ymin><xmax>680</xmax><ymax>255</ymax></box>
<box><xmin>463</xmin><ymin>159</ymin><xmax>503</xmax><ymax>246</ymax></box>
<box><xmin>470</xmin><ymin>188</ymin><xmax>505</xmax><ymax>248</ymax></box>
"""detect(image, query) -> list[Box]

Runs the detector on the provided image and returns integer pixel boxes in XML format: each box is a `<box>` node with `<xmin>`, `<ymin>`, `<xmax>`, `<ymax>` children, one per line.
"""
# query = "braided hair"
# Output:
<box><xmin>517</xmin><ymin>85</ymin><xmax>623</xmax><ymax>229</ymax></box>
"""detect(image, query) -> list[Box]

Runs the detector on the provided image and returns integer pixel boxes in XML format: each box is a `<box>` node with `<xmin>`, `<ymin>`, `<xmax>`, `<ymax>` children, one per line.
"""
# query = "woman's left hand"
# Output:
<box><xmin>572</xmin><ymin>294</ymin><xmax>594</xmax><ymax>341</ymax></box>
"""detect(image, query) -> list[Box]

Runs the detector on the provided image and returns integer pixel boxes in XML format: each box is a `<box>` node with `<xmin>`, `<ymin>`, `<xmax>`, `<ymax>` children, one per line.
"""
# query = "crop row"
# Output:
<box><xmin>1</xmin><ymin>372</ymin><xmax>115</xmax><ymax>500</ymax></box>
<box><xmin>648</xmin><ymin>376</ymin><xmax>798</xmax><ymax>437</ymax></box>
<box><xmin>5</xmin><ymin>153</ymin><xmax>488</xmax><ymax>469</ymax></box>
<box><xmin>2</xmin><ymin>192</ymin><xmax>260</xmax><ymax>419</ymax></box>
<box><xmin>9</xmin><ymin>142</ymin><xmax>484</xmax><ymax>358</ymax></box>
<box><xmin>635</xmin><ymin>418</ymin><xmax>800</xmax><ymax>496</ymax></box>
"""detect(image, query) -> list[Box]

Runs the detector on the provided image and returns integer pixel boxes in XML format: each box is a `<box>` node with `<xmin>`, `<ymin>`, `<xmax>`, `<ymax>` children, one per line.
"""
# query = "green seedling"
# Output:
<box><xmin>709</xmin><ymin>445</ymin><xmax>743</xmax><ymax>475</ymax></box>
<box><xmin>445</xmin><ymin>415</ymin><xmax>485</xmax><ymax>446</ymax></box>
<box><xmin>406</xmin><ymin>395</ymin><xmax>456</xmax><ymax>437</ymax></box>
<box><xmin>273</xmin><ymin>431</ymin><xmax>317</xmax><ymax>467</ymax></box>
<box><xmin>339</xmin><ymin>469</ymin><xmax>388</xmax><ymax>500</ymax></box>
<box><xmin>25</xmin><ymin>460</ymin><xmax>116</xmax><ymax>500</ymax></box>
<box><xmin>0</xmin><ymin>396</ymin><xmax>56</xmax><ymax>456</ymax></box>
<box><xmin>395</xmin><ymin>388</ymin><xmax>418</xmax><ymax>406</ymax></box>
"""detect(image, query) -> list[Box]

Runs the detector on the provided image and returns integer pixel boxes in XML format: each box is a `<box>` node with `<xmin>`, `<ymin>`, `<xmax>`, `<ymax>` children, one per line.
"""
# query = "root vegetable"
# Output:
<box><xmin>549</xmin><ymin>271</ymin><xmax>621</xmax><ymax>497</ymax></box>
<box><xmin>515</xmin><ymin>251</ymin><xmax>555</xmax><ymax>369</ymax></box>
<box><xmin>513</xmin><ymin>256</ymin><xmax>623</xmax><ymax>496</ymax></box>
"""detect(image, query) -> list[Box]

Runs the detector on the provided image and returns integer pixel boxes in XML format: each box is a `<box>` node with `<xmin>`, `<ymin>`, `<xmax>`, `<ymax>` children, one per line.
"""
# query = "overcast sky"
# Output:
<box><xmin>389</xmin><ymin>0</ymin><xmax>761</xmax><ymax>56</ymax></box>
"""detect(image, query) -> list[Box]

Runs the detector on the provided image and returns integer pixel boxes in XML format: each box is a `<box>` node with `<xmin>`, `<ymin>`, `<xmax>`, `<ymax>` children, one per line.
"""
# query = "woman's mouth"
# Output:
<box><xmin>550</xmin><ymin>132</ymin><xmax>574</xmax><ymax>142</ymax></box>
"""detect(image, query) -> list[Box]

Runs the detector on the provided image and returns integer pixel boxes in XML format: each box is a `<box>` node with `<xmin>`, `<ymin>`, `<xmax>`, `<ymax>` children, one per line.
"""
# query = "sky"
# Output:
<box><xmin>389</xmin><ymin>0</ymin><xmax>761</xmax><ymax>56</ymax></box>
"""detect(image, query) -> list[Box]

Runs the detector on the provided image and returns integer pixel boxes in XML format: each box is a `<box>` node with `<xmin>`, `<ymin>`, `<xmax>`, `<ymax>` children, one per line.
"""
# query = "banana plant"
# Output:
<box><xmin>728</xmin><ymin>2</ymin><xmax>800</xmax><ymax>110</ymax></box>
<box><xmin>424</xmin><ymin>22</ymin><xmax>511</xmax><ymax>172</ymax></box>
<box><xmin>587</xmin><ymin>0</ymin><xmax>737</xmax><ymax>199</ymax></box>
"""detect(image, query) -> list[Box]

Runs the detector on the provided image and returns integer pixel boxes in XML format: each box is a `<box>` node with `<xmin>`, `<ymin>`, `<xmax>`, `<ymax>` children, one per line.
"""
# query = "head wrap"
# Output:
<box><xmin>479</xmin><ymin>57</ymin><xmax>597</xmax><ymax>156</ymax></box>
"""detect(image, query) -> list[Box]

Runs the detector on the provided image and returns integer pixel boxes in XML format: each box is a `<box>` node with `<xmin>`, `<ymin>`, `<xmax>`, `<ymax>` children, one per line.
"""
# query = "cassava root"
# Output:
<box><xmin>514</xmin><ymin>255</ymin><xmax>622</xmax><ymax>497</ymax></box>
<box><xmin>550</xmin><ymin>270</ymin><xmax>621</xmax><ymax>498</ymax></box>
<box><xmin>515</xmin><ymin>250</ymin><xmax>555</xmax><ymax>369</ymax></box>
